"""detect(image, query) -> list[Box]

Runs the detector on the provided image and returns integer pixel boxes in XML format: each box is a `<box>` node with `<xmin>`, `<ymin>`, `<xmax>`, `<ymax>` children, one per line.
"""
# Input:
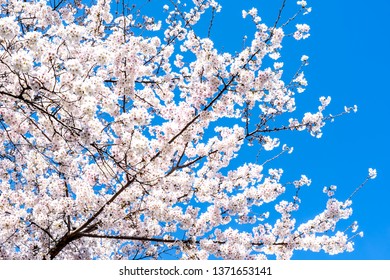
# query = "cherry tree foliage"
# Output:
<box><xmin>0</xmin><ymin>0</ymin><xmax>377</xmax><ymax>260</ymax></box>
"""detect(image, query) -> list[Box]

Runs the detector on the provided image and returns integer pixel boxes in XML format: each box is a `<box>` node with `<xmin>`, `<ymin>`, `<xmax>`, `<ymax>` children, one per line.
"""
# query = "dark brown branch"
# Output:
<box><xmin>48</xmin><ymin>176</ymin><xmax>136</xmax><ymax>259</ymax></box>
<box><xmin>79</xmin><ymin>232</ymin><xmax>288</xmax><ymax>248</ymax></box>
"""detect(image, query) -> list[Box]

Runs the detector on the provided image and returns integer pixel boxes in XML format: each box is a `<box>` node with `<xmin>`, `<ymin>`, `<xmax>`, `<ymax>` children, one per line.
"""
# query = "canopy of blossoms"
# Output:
<box><xmin>0</xmin><ymin>0</ymin><xmax>376</xmax><ymax>259</ymax></box>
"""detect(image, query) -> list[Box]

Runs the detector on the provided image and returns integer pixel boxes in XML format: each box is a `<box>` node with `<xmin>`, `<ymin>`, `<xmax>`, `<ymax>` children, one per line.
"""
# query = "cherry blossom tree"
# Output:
<box><xmin>0</xmin><ymin>0</ymin><xmax>376</xmax><ymax>260</ymax></box>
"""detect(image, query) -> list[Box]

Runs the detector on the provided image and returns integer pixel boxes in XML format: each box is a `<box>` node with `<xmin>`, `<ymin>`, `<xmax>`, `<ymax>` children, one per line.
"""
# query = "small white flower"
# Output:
<box><xmin>304</xmin><ymin>7</ymin><xmax>312</xmax><ymax>15</ymax></box>
<box><xmin>319</xmin><ymin>96</ymin><xmax>331</xmax><ymax>107</ymax></box>
<box><xmin>352</xmin><ymin>221</ymin><xmax>358</xmax><ymax>233</ymax></box>
<box><xmin>274</xmin><ymin>62</ymin><xmax>283</xmax><ymax>69</ymax></box>
<box><xmin>368</xmin><ymin>168</ymin><xmax>377</xmax><ymax>179</ymax></box>
<box><xmin>269</xmin><ymin>52</ymin><xmax>281</xmax><ymax>60</ymax></box>
<box><xmin>248</xmin><ymin>8</ymin><xmax>258</xmax><ymax>17</ymax></box>
<box><xmin>0</xmin><ymin>17</ymin><xmax>19</xmax><ymax>40</ymax></box>
<box><xmin>262</xmin><ymin>136</ymin><xmax>280</xmax><ymax>151</ymax></box>
<box><xmin>294</xmin><ymin>24</ymin><xmax>310</xmax><ymax>40</ymax></box>
<box><xmin>282</xmin><ymin>144</ymin><xmax>294</xmax><ymax>154</ymax></box>
<box><xmin>301</xmin><ymin>55</ymin><xmax>309</xmax><ymax>62</ymax></box>
<box><xmin>12</xmin><ymin>50</ymin><xmax>33</xmax><ymax>73</ymax></box>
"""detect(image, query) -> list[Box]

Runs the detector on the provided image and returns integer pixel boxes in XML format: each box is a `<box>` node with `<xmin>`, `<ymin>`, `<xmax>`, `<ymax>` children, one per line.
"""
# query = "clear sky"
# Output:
<box><xmin>188</xmin><ymin>0</ymin><xmax>389</xmax><ymax>259</ymax></box>
<box><xmin>115</xmin><ymin>0</ymin><xmax>389</xmax><ymax>259</ymax></box>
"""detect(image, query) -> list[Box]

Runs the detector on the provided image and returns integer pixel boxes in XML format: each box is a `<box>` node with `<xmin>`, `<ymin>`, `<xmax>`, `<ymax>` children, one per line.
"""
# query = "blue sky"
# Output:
<box><xmin>184</xmin><ymin>0</ymin><xmax>389</xmax><ymax>259</ymax></box>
